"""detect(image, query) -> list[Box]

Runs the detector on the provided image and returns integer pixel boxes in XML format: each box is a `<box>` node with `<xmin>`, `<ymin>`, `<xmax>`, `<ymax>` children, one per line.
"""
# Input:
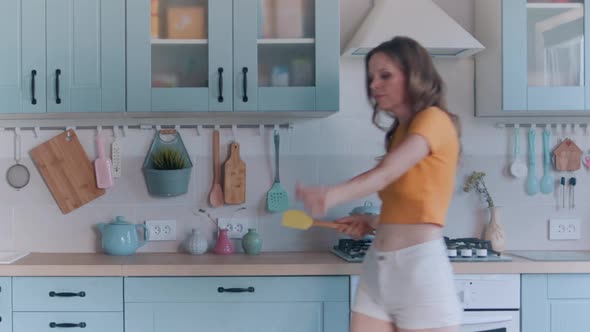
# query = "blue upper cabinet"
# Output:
<box><xmin>0</xmin><ymin>0</ymin><xmax>46</xmax><ymax>114</ymax></box>
<box><xmin>127</xmin><ymin>0</ymin><xmax>339</xmax><ymax>113</ymax></box>
<box><xmin>0</xmin><ymin>0</ymin><xmax>125</xmax><ymax>114</ymax></box>
<box><xmin>475</xmin><ymin>0</ymin><xmax>590</xmax><ymax>116</ymax></box>
<box><xmin>127</xmin><ymin>0</ymin><xmax>233</xmax><ymax>112</ymax></box>
<box><xmin>234</xmin><ymin>0</ymin><xmax>339</xmax><ymax>112</ymax></box>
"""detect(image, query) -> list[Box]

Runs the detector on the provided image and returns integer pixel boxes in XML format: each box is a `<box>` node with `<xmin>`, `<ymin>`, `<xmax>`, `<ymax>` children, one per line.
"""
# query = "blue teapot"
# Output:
<box><xmin>97</xmin><ymin>216</ymin><xmax>149</xmax><ymax>255</ymax></box>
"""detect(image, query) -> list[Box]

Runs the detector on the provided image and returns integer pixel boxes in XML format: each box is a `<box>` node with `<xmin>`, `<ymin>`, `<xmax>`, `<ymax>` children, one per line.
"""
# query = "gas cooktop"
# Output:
<box><xmin>331</xmin><ymin>237</ymin><xmax>512</xmax><ymax>263</ymax></box>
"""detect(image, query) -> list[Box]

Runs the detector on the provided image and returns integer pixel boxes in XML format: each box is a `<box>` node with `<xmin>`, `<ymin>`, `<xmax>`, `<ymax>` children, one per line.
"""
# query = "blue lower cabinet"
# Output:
<box><xmin>126</xmin><ymin>302</ymin><xmax>323</xmax><ymax>332</ymax></box>
<box><xmin>13</xmin><ymin>312</ymin><xmax>123</xmax><ymax>332</ymax></box>
<box><xmin>124</xmin><ymin>276</ymin><xmax>349</xmax><ymax>332</ymax></box>
<box><xmin>0</xmin><ymin>278</ymin><xmax>11</xmax><ymax>332</ymax></box>
<box><xmin>522</xmin><ymin>274</ymin><xmax>590</xmax><ymax>332</ymax></box>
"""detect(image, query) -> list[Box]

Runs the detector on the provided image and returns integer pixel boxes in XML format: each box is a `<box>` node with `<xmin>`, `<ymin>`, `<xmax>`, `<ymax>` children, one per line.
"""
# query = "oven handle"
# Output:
<box><xmin>462</xmin><ymin>315</ymin><xmax>513</xmax><ymax>325</ymax></box>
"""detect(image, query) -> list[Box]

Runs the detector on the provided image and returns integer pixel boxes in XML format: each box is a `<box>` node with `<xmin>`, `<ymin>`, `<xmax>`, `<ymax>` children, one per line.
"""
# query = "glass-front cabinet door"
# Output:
<box><xmin>233</xmin><ymin>0</ymin><xmax>338</xmax><ymax>112</ymax></box>
<box><xmin>503</xmin><ymin>0</ymin><xmax>590</xmax><ymax>111</ymax></box>
<box><xmin>127</xmin><ymin>0</ymin><xmax>232</xmax><ymax>112</ymax></box>
<box><xmin>127</xmin><ymin>0</ymin><xmax>338</xmax><ymax>113</ymax></box>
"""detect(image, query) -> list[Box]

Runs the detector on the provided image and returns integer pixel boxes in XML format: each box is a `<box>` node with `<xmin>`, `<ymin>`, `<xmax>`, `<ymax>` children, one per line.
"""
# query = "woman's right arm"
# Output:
<box><xmin>334</xmin><ymin>215</ymin><xmax>379</xmax><ymax>239</ymax></box>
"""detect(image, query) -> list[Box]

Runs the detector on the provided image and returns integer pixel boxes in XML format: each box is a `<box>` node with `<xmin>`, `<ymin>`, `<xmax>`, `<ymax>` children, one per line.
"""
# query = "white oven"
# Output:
<box><xmin>350</xmin><ymin>274</ymin><xmax>520</xmax><ymax>332</ymax></box>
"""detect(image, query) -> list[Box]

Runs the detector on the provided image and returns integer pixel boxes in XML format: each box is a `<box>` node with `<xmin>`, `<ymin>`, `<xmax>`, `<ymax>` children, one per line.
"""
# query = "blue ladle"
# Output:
<box><xmin>526</xmin><ymin>128</ymin><xmax>539</xmax><ymax>195</ymax></box>
<box><xmin>540</xmin><ymin>128</ymin><xmax>554</xmax><ymax>194</ymax></box>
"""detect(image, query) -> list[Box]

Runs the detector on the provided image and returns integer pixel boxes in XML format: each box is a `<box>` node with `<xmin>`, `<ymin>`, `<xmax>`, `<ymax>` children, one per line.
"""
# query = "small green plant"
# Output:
<box><xmin>151</xmin><ymin>147</ymin><xmax>188</xmax><ymax>170</ymax></box>
<box><xmin>463</xmin><ymin>171</ymin><xmax>494</xmax><ymax>207</ymax></box>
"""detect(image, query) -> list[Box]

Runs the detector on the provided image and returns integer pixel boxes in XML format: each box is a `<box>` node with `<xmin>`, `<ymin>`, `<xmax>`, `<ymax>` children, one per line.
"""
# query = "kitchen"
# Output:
<box><xmin>0</xmin><ymin>0</ymin><xmax>589</xmax><ymax>331</ymax></box>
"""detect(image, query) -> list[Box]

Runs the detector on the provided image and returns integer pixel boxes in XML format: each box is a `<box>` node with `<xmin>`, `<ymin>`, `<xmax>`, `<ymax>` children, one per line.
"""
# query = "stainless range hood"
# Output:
<box><xmin>343</xmin><ymin>0</ymin><xmax>484</xmax><ymax>57</ymax></box>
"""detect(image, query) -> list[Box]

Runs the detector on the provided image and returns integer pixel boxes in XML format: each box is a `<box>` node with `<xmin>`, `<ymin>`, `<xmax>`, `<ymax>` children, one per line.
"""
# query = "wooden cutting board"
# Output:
<box><xmin>223</xmin><ymin>142</ymin><xmax>246</xmax><ymax>205</ymax></box>
<box><xmin>30</xmin><ymin>130</ymin><xmax>105</xmax><ymax>214</ymax></box>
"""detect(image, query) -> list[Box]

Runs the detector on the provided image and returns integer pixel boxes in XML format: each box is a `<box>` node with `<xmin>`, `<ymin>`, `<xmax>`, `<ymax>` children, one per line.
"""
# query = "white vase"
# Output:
<box><xmin>184</xmin><ymin>228</ymin><xmax>208</xmax><ymax>255</ymax></box>
<box><xmin>483</xmin><ymin>206</ymin><xmax>506</xmax><ymax>253</ymax></box>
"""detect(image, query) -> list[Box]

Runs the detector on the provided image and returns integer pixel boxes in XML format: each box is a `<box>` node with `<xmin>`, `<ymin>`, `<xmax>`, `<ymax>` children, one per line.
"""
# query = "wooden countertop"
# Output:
<box><xmin>1</xmin><ymin>252</ymin><xmax>589</xmax><ymax>276</ymax></box>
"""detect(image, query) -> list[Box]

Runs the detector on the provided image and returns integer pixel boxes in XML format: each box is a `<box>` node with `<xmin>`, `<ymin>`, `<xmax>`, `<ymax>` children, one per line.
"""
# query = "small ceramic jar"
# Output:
<box><xmin>184</xmin><ymin>228</ymin><xmax>208</xmax><ymax>255</ymax></box>
<box><xmin>241</xmin><ymin>228</ymin><xmax>262</xmax><ymax>255</ymax></box>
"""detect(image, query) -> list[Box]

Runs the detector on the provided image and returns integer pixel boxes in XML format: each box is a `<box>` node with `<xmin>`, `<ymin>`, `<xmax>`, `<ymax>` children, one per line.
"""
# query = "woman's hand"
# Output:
<box><xmin>295</xmin><ymin>184</ymin><xmax>335</xmax><ymax>217</ymax></box>
<box><xmin>334</xmin><ymin>215</ymin><xmax>376</xmax><ymax>240</ymax></box>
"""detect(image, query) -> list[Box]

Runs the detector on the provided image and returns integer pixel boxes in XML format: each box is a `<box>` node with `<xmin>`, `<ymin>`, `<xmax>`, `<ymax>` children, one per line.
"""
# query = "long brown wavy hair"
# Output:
<box><xmin>365</xmin><ymin>36</ymin><xmax>461</xmax><ymax>151</ymax></box>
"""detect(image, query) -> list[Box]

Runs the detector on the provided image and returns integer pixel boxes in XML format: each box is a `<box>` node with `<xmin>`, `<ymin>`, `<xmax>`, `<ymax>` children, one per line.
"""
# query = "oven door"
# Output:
<box><xmin>460</xmin><ymin>310</ymin><xmax>520</xmax><ymax>332</ymax></box>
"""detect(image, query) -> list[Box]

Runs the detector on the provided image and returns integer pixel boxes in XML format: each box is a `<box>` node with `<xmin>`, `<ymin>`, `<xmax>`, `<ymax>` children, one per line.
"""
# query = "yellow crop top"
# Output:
<box><xmin>378</xmin><ymin>107</ymin><xmax>459</xmax><ymax>227</ymax></box>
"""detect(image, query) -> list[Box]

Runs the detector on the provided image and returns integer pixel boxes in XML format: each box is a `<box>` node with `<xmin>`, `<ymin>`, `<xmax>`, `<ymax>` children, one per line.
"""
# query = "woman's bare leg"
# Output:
<box><xmin>350</xmin><ymin>312</ymin><xmax>396</xmax><ymax>332</ymax></box>
<box><xmin>396</xmin><ymin>325</ymin><xmax>459</xmax><ymax>332</ymax></box>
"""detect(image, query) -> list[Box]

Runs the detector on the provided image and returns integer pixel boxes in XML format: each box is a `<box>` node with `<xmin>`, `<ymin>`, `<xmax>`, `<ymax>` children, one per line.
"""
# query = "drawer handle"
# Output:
<box><xmin>55</xmin><ymin>69</ymin><xmax>62</xmax><ymax>104</ymax></box>
<box><xmin>31</xmin><ymin>70</ymin><xmax>37</xmax><ymax>105</ymax></box>
<box><xmin>49</xmin><ymin>291</ymin><xmax>86</xmax><ymax>297</ymax></box>
<box><xmin>49</xmin><ymin>322</ymin><xmax>86</xmax><ymax>328</ymax></box>
<box><xmin>218</xmin><ymin>67</ymin><xmax>224</xmax><ymax>103</ymax></box>
<box><xmin>217</xmin><ymin>286</ymin><xmax>255</xmax><ymax>293</ymax></box>
<box><xmin>242</xmin><ymin>67</ymin><xmax>248</xmax><ymax>102</ymax></box>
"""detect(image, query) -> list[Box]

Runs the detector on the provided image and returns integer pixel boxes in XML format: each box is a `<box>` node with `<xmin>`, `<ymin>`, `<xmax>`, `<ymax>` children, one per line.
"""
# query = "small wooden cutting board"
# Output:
<box><xmin>223</xmin><ymin>142</ymin><xmax>246</xmax><ymax>205</ymax></box>
<box><xmin>30</xmin><ymin>130</ymin><xmax>105</xmax><ymax>214</ymax></box>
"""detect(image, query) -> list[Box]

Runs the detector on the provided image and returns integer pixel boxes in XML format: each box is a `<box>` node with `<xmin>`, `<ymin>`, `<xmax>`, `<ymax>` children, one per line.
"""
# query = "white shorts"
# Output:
<box><xmin>352</xmin><ymin>238</ymin><xmax>463</xmax><ymax>330</ymax></box>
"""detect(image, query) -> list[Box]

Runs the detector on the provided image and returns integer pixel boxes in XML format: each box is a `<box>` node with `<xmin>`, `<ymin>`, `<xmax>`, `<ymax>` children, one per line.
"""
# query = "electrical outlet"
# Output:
<box><xmin>217</xmin><ymin>218</ymin><xmax>253</xmax><ymax>238</ymax></box>
<box><xmin>549</xmin><ymin>218</ymin><xmax>581</xmax><ymax>240</ymax></box>
<box><xmin>145</xmin><ymin>220</ymin><xmax>177</xmax><ymax>241</ymax></box>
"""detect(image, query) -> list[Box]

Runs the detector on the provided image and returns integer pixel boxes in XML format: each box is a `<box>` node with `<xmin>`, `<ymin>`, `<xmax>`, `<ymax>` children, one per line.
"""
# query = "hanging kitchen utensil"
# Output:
<box><xmin>526</xmin><ymin>128</ymin><xmax>539</xmax><ymax>195</ymax></box>
<box><xmin>223</xmin><ymin>141</ymin><xmax>246</xmax><ymax>205</ymax></box>
<box><xmin>560</xmin><ymin>176</ymin><xmax>566</xmax><ymax>209</ymax></box>
<box><xmin>540</xmin><ymin>128</ymin><xmax>554</xmax><ymax>194</ymax></box>
<box><xmin>111</xmin><ymin>127</ymin><xmax>122</xmax><ymax>178</ymax></box>
<box><xmin>281</xmin><ymin>210</ymin><xmax>340</xmax><ymax>231</ymax></box>
<box><xmin>6</xmin><ymin>129</ymin><xmax>30</xmax><ymax>190</ymax></box>
<box><xmin>553</xmin><ymin>138</ymin><xmax>582</xmax><ymax>172</ymax></box>
<box><xmin>267</xmin><ymin>130</ymin><xmax>289</xmax><ymax>212</ymax></box>
<box><xmin>208</xmin><ymin>129</ymin><xmax>224</xmax><ymax>207</ymax></box>
<box><xmin>95</xmin><ymin>131</ymin><xmax>114</xmax><ymax>189</ymax></box>
<box><xmin>569</xmin><ymin>177</ymin><xmax>576</xmax><ymax>209</ymax></box>
<box><xmin>30</xmin><ymin>130</ymin><xmax>105</xmax><ymax>214</ymax></box>
<box><xmin>509</xmin><ymin>126</ymin><xmax>527</xmax><ymax>178</ymax></box>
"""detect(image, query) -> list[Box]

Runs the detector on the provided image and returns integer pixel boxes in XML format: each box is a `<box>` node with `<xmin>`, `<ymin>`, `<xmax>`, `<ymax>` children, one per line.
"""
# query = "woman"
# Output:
<box><xmin>296</xmin><ymin>36</ymin><xmax>462</xmax><ymax>332</ymax></box>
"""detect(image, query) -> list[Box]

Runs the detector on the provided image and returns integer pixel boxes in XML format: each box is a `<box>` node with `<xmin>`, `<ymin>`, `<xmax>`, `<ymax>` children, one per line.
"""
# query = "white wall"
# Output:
<box><xmin>0</xmin><ymin>1</ymin><xmax>588</xmax><ymax>253</ymax></box>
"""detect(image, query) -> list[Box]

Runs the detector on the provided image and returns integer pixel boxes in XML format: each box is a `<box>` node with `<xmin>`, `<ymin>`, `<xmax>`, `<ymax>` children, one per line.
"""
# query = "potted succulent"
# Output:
<box><xmin>143</xmin><ymin>131</ymin><xmax>193</xmax><ymax>197</ymax></box>
<box><xmin>463</xmin><ymin>171</ymin><xmax>505</xmax><ymax>253</ymax></box>
<box><xmin>151</xmin><ymin>147</ymin><xmax>189</xmax><ymax>170</ymax></box>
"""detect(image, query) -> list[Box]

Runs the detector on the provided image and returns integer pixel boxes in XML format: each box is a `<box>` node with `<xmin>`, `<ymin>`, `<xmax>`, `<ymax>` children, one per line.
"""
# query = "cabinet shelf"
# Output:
<box><xmin>257</xmin><ymin>38</ymin><xmax>315</xmax><ymax>45</ymax></box>
<box><xmin>527</xmin><ymin>2</ymin><xmax>583</xmax><ymax>9</ymax></box>
<box><xmin>151</xmin><ymin>39</ymin><xmax>208</xmax><ymax>45</ymax></box>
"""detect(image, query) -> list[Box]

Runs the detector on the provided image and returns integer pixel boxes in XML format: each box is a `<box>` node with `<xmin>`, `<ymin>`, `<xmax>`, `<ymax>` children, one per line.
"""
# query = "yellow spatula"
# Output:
<box><xmin>281</xmin><ymin>210</ymin><xmax>340</xmax><ymax>230</ymax></box>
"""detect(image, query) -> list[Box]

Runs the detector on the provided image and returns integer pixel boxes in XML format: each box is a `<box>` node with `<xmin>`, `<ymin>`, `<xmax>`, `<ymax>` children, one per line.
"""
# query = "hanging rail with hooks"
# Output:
<box><xmin>495</xmin><ymin>122</ymin><xmax>590</xmax><ymax>129</ymax></box>
<box><xmin>0</xmin><ymin>123</ymin><xmax>295</xmax><ymax>135</ymax></box>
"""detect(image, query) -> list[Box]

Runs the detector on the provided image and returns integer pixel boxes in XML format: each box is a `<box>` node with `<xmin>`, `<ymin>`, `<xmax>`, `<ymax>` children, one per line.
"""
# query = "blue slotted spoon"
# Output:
<box><xmin>267</xmin><ymin>130</ymin><xmax>289</xmax><ymax>212</ymax></box>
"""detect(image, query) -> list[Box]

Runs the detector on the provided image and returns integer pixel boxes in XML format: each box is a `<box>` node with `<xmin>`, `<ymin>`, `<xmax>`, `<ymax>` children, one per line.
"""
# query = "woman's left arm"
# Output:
<box><xmin>297</xmin><ymin>134</ymin><xmax>430</xmax><ymax>216</ymax></box>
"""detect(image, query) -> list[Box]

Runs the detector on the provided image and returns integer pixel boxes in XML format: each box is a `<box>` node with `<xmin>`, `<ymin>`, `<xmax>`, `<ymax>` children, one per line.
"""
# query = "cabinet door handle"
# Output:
<box><xmin>217</xmin><ymin>286</ymin><xmax>255</xmax><ymax>293</ymax></box>
<box><xmin>217</xmin><ymin>67</ymin><xmax>224</xmax><ymax>103</ymax></box>
<box><xmin>242</xmin><ymin>67</ymin><xmax>248</xmax><ymax>102</ymax></box>
<box><xmin>49</xmin><ymin>291</ymin><xmax>86</xmax><ymax>297</ymax></box>
<box><xmin>49</xmin><ymin>322</ymin><xmax>87</xmax><ymax>328</ymax></box>
<box><xmin>31</xmin><ymin>70</ymin><xmax>37</xmax><ymax>105</ymax></box>
<box><xmin>55</xmin><ymin>69</ymin><xmax>62</xmax><ymax>104</ymax></box>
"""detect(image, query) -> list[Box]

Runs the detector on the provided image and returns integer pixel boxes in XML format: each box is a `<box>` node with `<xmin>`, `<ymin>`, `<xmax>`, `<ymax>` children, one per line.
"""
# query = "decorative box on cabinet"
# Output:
<box><xmin>522</xmin><ymin>274</ymin><xmax>590</xmax><ymax>332</ymax></box>
<box><xmin>0</xmin><ymin>0</ymin><xmax>125</xmax><ymax>114</ymax></box>
<box><xmin>12</xmin><ymin>277</ymin><xmax>123</xmax><ymax>332</ymax></box>
<box><xmin>124</xmin><ymin>276</ymin><xmax>349</xmax><ymax>332</ymax></box>
<box><xmin>127</xmin><ymin>0</ymin><xmax>339</xmax><ymax>113</ymax></box>
<box><xmin>475</xmin><ymin>0</ymin><xmax>590</xmax><ymax>117</ymax></box>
